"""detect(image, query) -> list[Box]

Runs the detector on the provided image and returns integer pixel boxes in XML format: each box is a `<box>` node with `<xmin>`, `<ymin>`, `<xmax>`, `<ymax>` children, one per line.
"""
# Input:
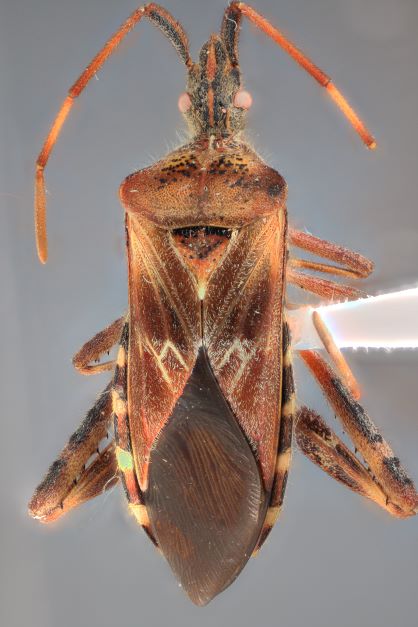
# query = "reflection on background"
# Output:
<box><xmin>290</xmin><ymin>288</ymin><xmax>418</xmax><ymax>349</ymax></box>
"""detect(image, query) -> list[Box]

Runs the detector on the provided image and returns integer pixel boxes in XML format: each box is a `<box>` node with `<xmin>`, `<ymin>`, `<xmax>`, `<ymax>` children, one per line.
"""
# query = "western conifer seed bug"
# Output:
<box><xmin>29</xmin><ymin>2</ymin><xmax>418</xmax><ymax>606</ymax></box>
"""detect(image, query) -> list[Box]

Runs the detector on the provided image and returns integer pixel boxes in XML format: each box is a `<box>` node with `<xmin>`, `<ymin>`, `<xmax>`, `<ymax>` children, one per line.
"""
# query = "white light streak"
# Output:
<box><xmin>288</xmin><ymin>287</ymin><xmax>418</xmax><ymax>350</ymax></box>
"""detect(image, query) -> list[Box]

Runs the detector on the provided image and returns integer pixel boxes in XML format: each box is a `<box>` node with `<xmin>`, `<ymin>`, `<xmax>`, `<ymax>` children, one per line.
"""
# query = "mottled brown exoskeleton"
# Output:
<box><xmin>29</xmin><ymin>3</ymin><xmax>418</xmax><ymax>606</ymax></box>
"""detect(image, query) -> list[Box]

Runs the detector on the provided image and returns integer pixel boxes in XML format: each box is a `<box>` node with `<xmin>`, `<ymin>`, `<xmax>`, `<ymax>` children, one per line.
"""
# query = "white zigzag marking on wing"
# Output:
<box><xmin>146</xmin><ymin>339</ymin><xmax>187</xmax><ymax>386</ymax></box>
<box><xmin>217</xmin><ymin>338</ymin><xmax>258</xmax><ymax>391</ymax></box>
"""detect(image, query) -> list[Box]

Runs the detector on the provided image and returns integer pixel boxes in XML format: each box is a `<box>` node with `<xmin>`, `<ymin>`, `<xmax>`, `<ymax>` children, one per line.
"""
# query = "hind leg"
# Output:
<box><xmin>297</xmin><ymin>351</ymin><xmax>418</xmax><ymax>518</ymax></box>
<box><xmin>28</xmin><ymin>384</ymin><xmax>118</xmax><ymax>523</ymax></box>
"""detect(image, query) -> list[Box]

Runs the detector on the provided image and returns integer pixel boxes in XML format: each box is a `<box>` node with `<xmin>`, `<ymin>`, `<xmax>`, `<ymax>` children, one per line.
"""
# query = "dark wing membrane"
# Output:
<box><xmin>146</xmin><ymin>348</ymin><xmax>268</xmax><ymax>606</ymax></box>
<box><xmin>126</xmin><ymin>216</ymin><xmax>201</xmax><ymax>489</ymax></box>
<box><xmin>204</xmin><ymin>213</ymin><xmax>287</xmax><ymax>490</ymax></box>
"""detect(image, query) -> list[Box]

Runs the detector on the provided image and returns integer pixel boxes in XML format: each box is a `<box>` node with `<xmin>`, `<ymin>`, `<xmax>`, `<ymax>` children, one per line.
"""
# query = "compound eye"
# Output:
<box><xmin>234</xmin><ymin>90</ymin><xmax>252</xmax><ymax>110</ymax></box>
<box><xmin>178</xmin><ymin>92</ymin><xmax>192</xmax><ymax>113</ymax></box>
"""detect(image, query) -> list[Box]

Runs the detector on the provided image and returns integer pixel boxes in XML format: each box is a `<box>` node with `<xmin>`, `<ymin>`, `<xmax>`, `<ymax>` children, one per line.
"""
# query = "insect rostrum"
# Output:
<box><xmin>29</xmin><ymin>3</ymin><xmax>417</xmax><ymax>606</ymax></box>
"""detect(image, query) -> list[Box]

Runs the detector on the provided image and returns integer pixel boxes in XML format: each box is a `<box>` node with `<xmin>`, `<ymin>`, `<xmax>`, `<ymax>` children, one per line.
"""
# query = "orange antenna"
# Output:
<box><xmin>35</xmin><ymin>3</ymin><xmax>191</xmax><ymax>263</ymax></box>
<box><xmin>224</xmin><ymin>2</ymin><xmax>376</xmax><ymax>150</ymax></box>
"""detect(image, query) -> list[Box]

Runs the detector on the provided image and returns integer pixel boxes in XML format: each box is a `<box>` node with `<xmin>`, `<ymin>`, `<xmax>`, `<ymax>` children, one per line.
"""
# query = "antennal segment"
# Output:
<box><xmin>225</xmin><ymin>2</ymin><xmax>376</xmax><ymax>150</ymax></box>
<box><xmin>35</xmin><ymin>3</ymin><xmax>191</xmax><ymax>263</ymax></box>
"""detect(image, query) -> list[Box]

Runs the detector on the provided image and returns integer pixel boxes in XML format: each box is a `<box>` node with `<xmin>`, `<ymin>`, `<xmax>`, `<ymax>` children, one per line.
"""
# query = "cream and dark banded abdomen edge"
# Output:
<box><xmin>112</xmin><ymin>321</ymin><xmax>157</xmax><ymax>545</ymax></box>
<box><xmin>254</xmin><ymin>319</ymin><xmax>295</xmax><ymax>553</ymax></box>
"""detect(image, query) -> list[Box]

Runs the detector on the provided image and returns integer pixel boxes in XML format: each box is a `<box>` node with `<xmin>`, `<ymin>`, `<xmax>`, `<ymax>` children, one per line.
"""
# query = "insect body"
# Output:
<box><xmin>29</xmin><ymin>3</ymin><xmax>418</xmax><ymax>606</ymax></box>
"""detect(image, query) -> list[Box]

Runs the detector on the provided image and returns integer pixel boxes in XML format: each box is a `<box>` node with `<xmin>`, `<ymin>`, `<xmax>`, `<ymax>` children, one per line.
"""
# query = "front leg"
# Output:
<box><xmin>297</xmin><ymin>350</ymin><xmax>418</xmax><ymax>518</ymax></box>
<box><xmin>289</xmin><ymin>228</ymin><xmax>374</xmax><ymax>278</ymax></box>
<box><xmin>286</xmin><ymin>228</ymin><xmax>374</xmax><ymax>303</ymax></box>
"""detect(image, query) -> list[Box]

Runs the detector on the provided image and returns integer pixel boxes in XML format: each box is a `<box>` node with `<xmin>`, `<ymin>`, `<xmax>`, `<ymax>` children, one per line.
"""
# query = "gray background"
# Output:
<box><xmin>2</xmin><ymin>0</ymin><xmax>418</xmax><ymax>625</ymax></box>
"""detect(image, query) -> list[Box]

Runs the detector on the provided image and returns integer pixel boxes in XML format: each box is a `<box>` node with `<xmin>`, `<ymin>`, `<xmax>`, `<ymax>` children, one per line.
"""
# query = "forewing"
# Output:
<box><xmin>126</xmin><ymin>216</ymin><xmax>201</xmax><ymax>488</ymax></box>
<box><xmin>146</xmin><ymin>348</ymin><xmax>268</xmax><ymax>606</ymax></box>
<box><xmin>204</xmin><ymin>212</ymin><xmax>287</xmax><ymax>489</ymax></box>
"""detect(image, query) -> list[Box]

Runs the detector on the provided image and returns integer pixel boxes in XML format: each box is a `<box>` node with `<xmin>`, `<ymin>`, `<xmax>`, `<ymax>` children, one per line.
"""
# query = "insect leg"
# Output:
<box><xmin>254</xmin><ymin>321</ymin><xmax>295</xmax><ymax>552</ymax></box>
<box><xmin>287</xmin><ymin>230</ymin><xmax>373</xmax><ymax>386</ymax></box>
<box><xmin>73</xmin><ymin>316</ymin><xmax>125</xmax><ymax>375</ymax></box>
<box><xmin>287</xmin><ymin>267</ymin><xmax>363</xmax><ymax>301</ymax></box>
<box><xmin>223</xmin><ymin>3</ymin><xmax>376</xmax><ymax>148</ymax></box>
<box><xmin>35</xmin><ymin>3</ymin><xmax>192</xmax><ymax>263</ymax></box>
<box><xmin>289</xmin><ymin>228</ymin><xmax>374</xmax><ymax>278</ymax></box>
<box><xmin>299</xmin><ymin>350</ymin><xmax>418</xmax><ymax>518</ymax></box>
<box><xmin>312</xmin><ymin>310</ymin><xmax>360</xmax><ymax>400</ymax></box>
<box><xmin>28</xmin><ymin>384</ymin><xmax>118</xmax><ymax>523</ymax></box>
<box><xmin>288</xmin><ymin>258</ymin><xmax>364</xmax><ymax>281</ymax></box>
<box><xmin>296</xmin><ymin>407</ymin><xmax>401</xmax><ymax>516</ymax></box>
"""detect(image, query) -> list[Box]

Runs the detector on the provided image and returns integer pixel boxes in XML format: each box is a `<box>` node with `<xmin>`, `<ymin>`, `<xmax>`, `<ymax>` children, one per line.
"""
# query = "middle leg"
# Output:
<box><xmin>72</xmin><ymin>316</ymin><xmax>125</xmax><ymax>375</ymax></box>
<box><xmin>312</xmin><ymin>309</ymin><xmax>360</xmax><ymax>399</ymax></box>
